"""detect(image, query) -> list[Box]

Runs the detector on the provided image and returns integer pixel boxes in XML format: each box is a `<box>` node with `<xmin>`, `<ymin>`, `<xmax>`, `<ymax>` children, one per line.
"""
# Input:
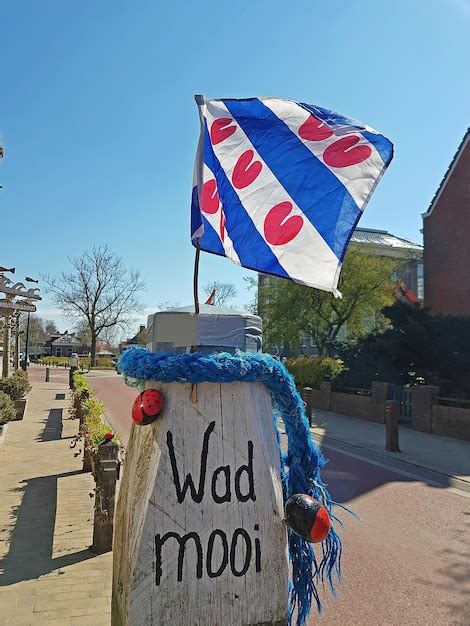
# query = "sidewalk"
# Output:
<box><xmin>0</xmin><ymin>366</ymin><xmax>112</xmax><ymax>625</ymax></box>
<box><xmin>309</xmin><ymin>408</ymin><xmax>470</xmax><ymax>491</ymax></box>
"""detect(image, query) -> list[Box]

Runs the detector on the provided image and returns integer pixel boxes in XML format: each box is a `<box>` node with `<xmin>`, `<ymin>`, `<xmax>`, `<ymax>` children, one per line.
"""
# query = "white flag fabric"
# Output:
<box><xmin>191</xmin><ymin>96</ymin><xmax>393</xmax><ymax>294</ymax></box>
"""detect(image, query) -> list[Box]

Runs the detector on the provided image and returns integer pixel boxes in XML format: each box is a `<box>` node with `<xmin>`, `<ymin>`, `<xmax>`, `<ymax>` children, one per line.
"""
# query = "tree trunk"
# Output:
<box><xmin>91</xmin><ymin>334</ymin><xmax>97</xmax><ymax>368</ymax></box>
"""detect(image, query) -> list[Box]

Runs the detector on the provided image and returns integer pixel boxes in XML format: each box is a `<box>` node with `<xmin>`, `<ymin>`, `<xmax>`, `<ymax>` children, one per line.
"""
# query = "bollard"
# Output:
<box><xmin>91</xmin><ymin>439</ymin><xmax>119</xmax><ymax>553</ymax></box>
<box><xmin>385</xmin><ymin>400</ymin><xmax>400</xmax><ymax>452</ymax></box>
<box><xmin>45</xmin><ymin>367</ymin><xmax>50</xmax><ymax>382</ymax></box>
<box><xmin>302</xmin><ymin>387</ymin><xmax>313</xmax><ymax>427</ymax></box>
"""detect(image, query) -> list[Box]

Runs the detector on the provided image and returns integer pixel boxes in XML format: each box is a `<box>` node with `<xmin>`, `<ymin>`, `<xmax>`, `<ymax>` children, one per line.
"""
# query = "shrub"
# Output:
<box><xmin>82</xmin><ymin>397</ymin><xmax>119</xmax><ymax>449</ymax></box>
<box><xmin>0</xmin><ymin>391</ymin><xmax>16</xmax><ymax>424</ymax></box>
<box><xmin>0</xmin><ymin>370</ymin><xmax>32</xmax><ymax>401</ymax></box>
<box><xmin>73</xmin><ymin>371</ymin><xmax>91</xmax><ymax>393</ymax></box>
<box><xmin>285</xmin><ymin>356</ymin><xmax>344</xmax><ymax>388</ymax></box>
<box><xmin>70</xmin><ymin>371</ymin><xmax>91</xmax><ymax>419</ymax></box>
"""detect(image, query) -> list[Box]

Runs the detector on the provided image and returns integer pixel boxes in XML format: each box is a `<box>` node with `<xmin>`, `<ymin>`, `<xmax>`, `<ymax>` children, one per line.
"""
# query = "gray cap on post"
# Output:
<box><xmin>147</xmin><ymin>305</ymin><xmax>262</xmax><ymax>354</ymax></box>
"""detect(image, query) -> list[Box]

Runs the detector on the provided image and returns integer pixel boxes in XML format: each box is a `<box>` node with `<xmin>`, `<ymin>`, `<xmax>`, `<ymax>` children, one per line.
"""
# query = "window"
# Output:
<box><xmin>56</xmin><ymin>347</ymin><xmax>62</xmax><ymax>357</ymax></box>
<box><xmin>417</xmin><ymin>263</ymin><xmax>424</xmax><ymax>300</ymax></box>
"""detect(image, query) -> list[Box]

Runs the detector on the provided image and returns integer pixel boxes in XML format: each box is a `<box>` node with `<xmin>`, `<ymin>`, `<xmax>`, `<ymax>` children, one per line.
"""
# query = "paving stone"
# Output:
<box><xmin>0</xmin><ymin>368</ymin><xmax>112</xmax><ymax>623</ymax></box>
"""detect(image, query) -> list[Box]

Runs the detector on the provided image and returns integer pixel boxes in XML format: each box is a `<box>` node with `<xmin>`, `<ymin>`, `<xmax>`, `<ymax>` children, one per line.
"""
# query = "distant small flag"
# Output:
<box><xmin>205</xmin><ymin>289</ymin><xmax>216</xmax><ymax>305</ymax></box>
<box><xmin>396</xmin><ymin>281</ymin><xmax>419</xmax><ymax>304</ymax></box>
<box><xmin>191</xmin><ymin>96</ymin><xmax>393</xmax><ymax>295</ymax></box>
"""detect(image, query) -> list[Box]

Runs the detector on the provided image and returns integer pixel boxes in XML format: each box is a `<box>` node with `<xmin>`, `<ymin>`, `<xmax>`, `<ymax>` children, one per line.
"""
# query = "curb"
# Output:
<box><xmin>312</xmin><ymin>431</ymin><xmax>470</xmax><ymax>495</ymax></box>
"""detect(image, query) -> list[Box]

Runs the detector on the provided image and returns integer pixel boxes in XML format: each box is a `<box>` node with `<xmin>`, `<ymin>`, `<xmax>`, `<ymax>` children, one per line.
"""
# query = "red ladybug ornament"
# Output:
<box><xmin>285</xmin><ymin>493</ymin><xmax>331</xmax><ymax>543</ymax></box>
<box><xmin>132</xmin><ymin>389</ymin><xmax>164</xmax><ymax>426</ymax></box>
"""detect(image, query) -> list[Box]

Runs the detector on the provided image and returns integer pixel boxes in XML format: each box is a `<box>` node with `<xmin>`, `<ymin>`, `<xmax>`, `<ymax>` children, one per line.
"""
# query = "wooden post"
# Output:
<box><xmin>91</xmin><ymin>439</ymin><xmax>119</xmax><ymax>553</ymax></box>
<box><xmin>78</xmin><ymin>389</ymin><xmax>89</xmax><ymax>427</ymax></box>
<box><xmin>45</xmin><ymin>367</ymin><xmax>50</xmax><ymax>382</ymax></box>
<box><xmin>2</xmin><ymin>316</ymin><xmax>10</xmax><ymax>377</ymax></box>
<box><xmin>385</xmin><ymin>400</ymin><xmax>400</xmax><ymax>452</ymax></box>
<box><xmin>112</xmin><ymin>381</ymin><xmax>288</xmax><ymax>626</ymax></box>
<box><xmin>83</xmin><ymin>434</ymin><xmax>93</xmax><ymax>472</ymax></box>
<box><xmin>302</xmin><ymin>387</ymin><xmax>313</xmax><ymax>427</ymax></box>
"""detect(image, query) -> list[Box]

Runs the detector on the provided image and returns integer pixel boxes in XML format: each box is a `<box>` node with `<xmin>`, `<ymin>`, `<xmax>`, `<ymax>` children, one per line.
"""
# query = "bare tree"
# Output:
<box><xmin>202</xmin><ymin>281</ymin><xmax>238</xmax><ymax>308</ymax></box>
<box><xmin>157</xmin><ymin>301</ymin><xmax>181</xmax><ymax>311</ymax></box>
<box><xmin>243</xmin><ymin>276</ymin><xmax>258</xmax><ymax>314</ymax></box>
<box><xmin>43</xmin><ymin>245</ymin><xmax>145</xmax><ymax>366</ymax></box>
<box><xmin>44</xmin><ymin>320</ymin><xmax>59</xmax><ymax>335</ymax></box>
<box><xmin>19</xmin><ymin>314</ymin><xmax>47</xmax><ymax>347</ymax></box>
<box><xmin>72</xmin><ymin>319</ymin><xmax>92</xmax><ymax>345</ymax></box>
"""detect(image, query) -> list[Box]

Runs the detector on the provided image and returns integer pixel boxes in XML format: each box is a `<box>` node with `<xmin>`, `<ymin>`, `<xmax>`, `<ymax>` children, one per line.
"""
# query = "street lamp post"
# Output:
<box><xmin>22</xmin><ymin>277</ymin><xmax>39</xmax><ymax>371</ymax></box>
<box><xmin>13</xmin><ymin>311</ymin><xmax>21</xmax><ymax>370</ymax></box>
<box><xmin>22</xmin><ymin>312</ymin><xmax>31</xmax><ymax>371</ymax></box>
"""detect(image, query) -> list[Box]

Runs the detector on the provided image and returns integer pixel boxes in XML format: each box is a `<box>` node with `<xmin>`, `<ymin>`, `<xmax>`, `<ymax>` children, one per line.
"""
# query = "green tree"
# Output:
<box><xmin>260</xmin><ymin>250</ymin><xmax>399</xmax><ymax>356</ymax></box>
<box><xmin>339</xmin><ymin>301</ymin><xmax>470</xmax><ymax>396</ymax></box>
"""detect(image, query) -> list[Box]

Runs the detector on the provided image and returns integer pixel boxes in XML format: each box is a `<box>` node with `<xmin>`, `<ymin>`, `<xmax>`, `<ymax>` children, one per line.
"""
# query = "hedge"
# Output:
<box><xmin>285</xmin><ymin>356</ymin><xmax>344</xmax><ymax>388</ymax></box>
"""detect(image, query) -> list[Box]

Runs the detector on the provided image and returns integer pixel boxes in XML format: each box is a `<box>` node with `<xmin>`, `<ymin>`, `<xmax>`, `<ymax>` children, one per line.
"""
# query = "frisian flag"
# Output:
<box><xmin>191</xmin><ymin>96</ymin><xmax>393</xmax><ymax>295</ymax></box>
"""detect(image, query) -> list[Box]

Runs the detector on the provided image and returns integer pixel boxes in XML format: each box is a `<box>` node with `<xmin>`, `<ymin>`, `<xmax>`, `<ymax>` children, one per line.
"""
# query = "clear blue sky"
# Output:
<box><xmin>1</xmin><ymin>0</ymin><xmax>469</xmax><ymax>331</ymax></box>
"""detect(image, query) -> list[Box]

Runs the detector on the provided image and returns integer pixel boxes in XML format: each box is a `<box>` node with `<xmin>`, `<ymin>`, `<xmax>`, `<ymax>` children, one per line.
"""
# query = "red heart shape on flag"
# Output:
<box><xmin>202</xmin><ymin>179</ymin><xmax>219</xmax><ymax>214</ymax></box>
<box><xmin>211</xmin><ymin>118</ymin><xmax>237</xmax><ymax>145</ymax></box>
<box><xmin>299</xmin><ymin>114</ymin><xmax>333</xmax><ymax>141</ymax></box>
<box><xmin>232</xmin><ymin>150</ymin><xmax>263</xmax><ymax>189</ymax></box>
<box><xmin>264</xmin><ymin>201</ymin><xmax>304</xmax><ymax>246</ymax></box>
<box><xmin>323</xmin><ymin>136</ymin><xmax>372</xmax><ymax>168</ymax></box>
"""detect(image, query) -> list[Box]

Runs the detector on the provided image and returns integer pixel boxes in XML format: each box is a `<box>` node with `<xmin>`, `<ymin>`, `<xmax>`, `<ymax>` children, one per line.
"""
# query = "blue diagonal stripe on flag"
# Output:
<box><xmin>202</xmin><ymin>122</ymin><xmax>290</xmax><ymax>279</ymax></box>
<box><xmin>191</xmin><ymin>95</ymin><xmax>393</xmax><ymax>294</ymax></box>
<box><xmin>223</xmin><ymin>98</ymin><xmax>362</xmax><ymax>260</ymax></box>
<box><xmin>302</xmin><ymin>103</ymin><xmax>394</xmax><ymax>167</ymax></box>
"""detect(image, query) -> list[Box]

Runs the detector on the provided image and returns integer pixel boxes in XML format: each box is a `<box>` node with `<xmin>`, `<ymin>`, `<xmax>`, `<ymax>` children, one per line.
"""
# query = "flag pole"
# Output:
<box><xmin>193</xmin><ymin>94</ymin><xmax>205</xmax><ymax>317</ymax></box>
<box><xmin>193</xmin><ymin>241</ymin><xmax>201</xmax><ymax>315</ymax></box>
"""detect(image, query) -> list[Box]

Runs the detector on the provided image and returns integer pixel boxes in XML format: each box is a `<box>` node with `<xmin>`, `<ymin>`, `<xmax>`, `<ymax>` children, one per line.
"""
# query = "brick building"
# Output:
<box><xmin>422</xmin><ymin>129</ymin><xmax>470</xmax><ymax>315</ymax></box>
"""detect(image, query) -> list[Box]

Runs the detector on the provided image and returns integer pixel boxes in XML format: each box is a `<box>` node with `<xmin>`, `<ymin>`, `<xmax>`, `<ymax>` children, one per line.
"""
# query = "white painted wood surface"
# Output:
<box><xmin>112</xmin><ymin>381</ymin><xmax>288</xmax><ymax>626</ymax></box>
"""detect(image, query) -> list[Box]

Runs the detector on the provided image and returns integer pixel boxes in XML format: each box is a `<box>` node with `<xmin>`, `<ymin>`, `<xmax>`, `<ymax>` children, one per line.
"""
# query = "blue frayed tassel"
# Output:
<box><xmin>119</xmin><ymin>349</ymin><xmax>342</xmax><ymax>626</ymax></box>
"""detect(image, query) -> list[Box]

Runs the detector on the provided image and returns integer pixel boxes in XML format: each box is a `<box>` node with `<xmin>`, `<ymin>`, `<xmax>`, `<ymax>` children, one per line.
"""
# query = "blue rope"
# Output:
<box><xmin>119</xmin><ymin>349</ymin><xmax>341</xmax><ymax>626</ymax></box>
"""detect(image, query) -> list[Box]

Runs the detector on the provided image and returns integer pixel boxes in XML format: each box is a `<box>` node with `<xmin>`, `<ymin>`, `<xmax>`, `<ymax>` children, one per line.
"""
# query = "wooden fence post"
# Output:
<box><xmin>91</xmin><ymin>439</ymin><xmax>119</xmax><ymax>553</ymax></box>
<box><xmin>302</xmin><ymin>387</ymin><xmax>313</xmax><ymax>427</ymax></box>
<box><xmin>82</xmin><ymin>433</ymin><xmax>93</xmax><ymax>472</ymax></box>
<box><xmin>385</xmin><ymin>400</ymin><xmax>400</xmax><ymax>452</ymax></box>
<box><xmin>78</xmin><ymin>390</ymin><xmax>89</xmax><ymax>427</ymax></box>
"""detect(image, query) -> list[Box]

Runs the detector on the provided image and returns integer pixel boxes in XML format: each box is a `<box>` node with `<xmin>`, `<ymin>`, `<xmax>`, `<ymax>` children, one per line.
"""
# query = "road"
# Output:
<box><xmin>88</xmin><ymin>371</ymin><xmax>470</xmax><ymax>626</ymax></box>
